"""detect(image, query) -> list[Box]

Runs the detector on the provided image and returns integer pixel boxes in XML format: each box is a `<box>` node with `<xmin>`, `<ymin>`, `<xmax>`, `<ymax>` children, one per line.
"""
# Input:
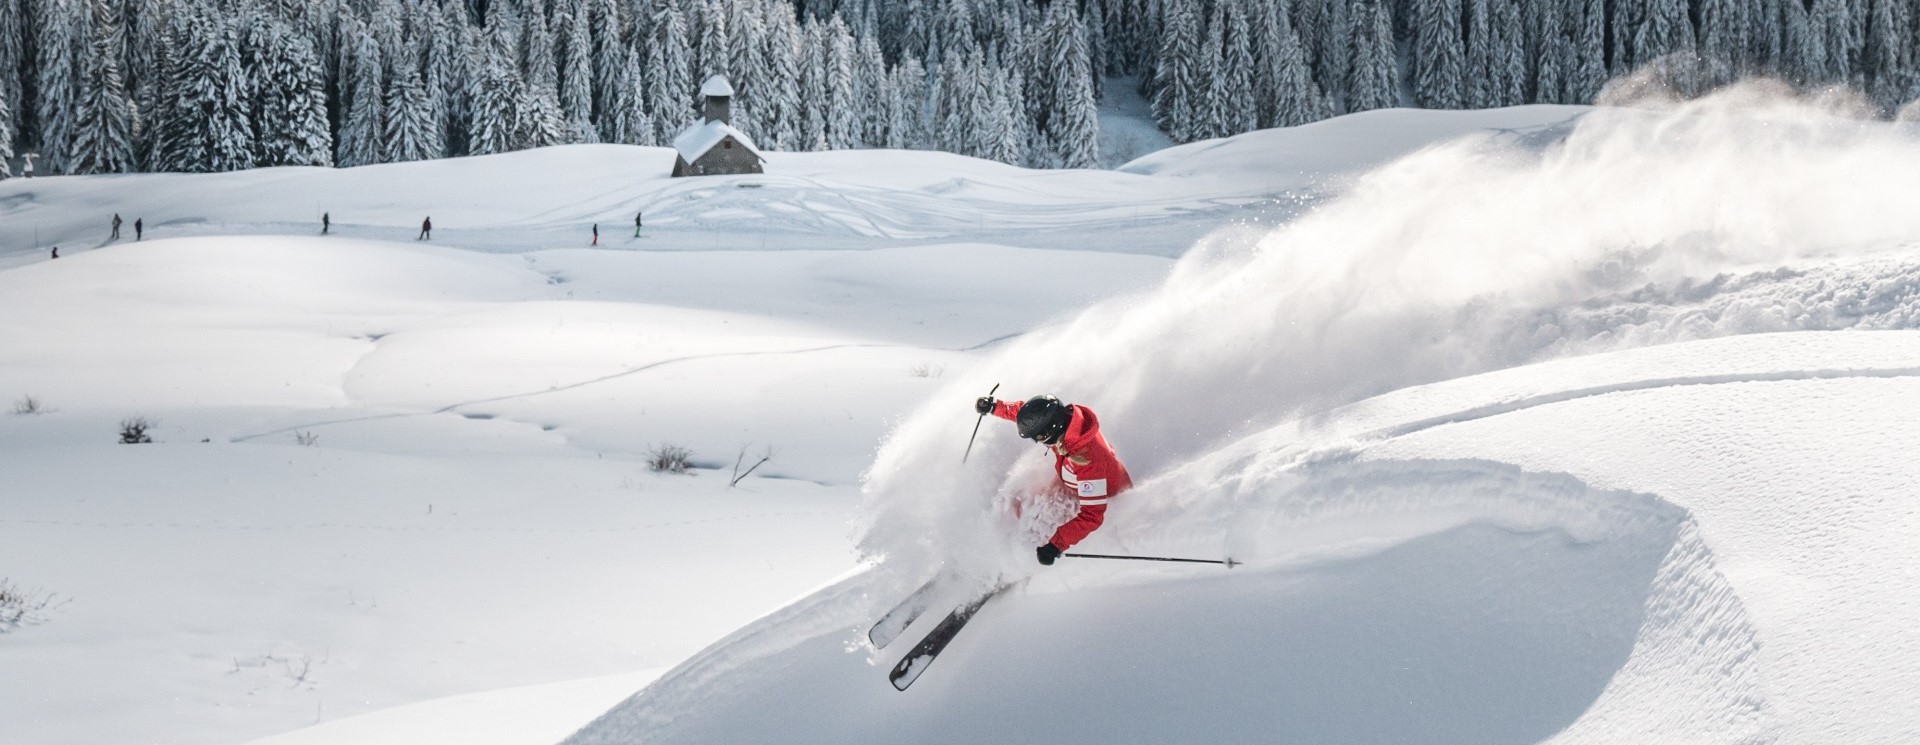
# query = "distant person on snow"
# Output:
<box><xmin>49</xmin><ymin>246</ymin><xmax>58</xmax><ymax>259</ymax></box>
<box><xmin>975</xmin><ymin>394</ymin><xmax>1134</xmax><ymax>565</ymax></box>
<box><xmin>321</xmin><ymin>212</ymin><xmax>330</xmax><ymax>235</ymax></box>
<box><xmin>134</xmin><ymin>217</ymin><xmax>143</xmax><ymax>241</ymax></box>
<box><xmin>592</xmin><ymin>223</ymin><xmax>599</xmax><ymax>246</ymax></box>
<box><xmin>418</xmin><ymin>216</ymin><xmax>431</xmax><ymax>240</ymax></box>
<box><xmin>110</xmin><ymin>213</ymin><xmax>122</xmax><ymax>240</ymax></box>
<box><xmin>634</xmin><ymin>211</ymin><xmax>643</xmax><ymax>237</ymax></box>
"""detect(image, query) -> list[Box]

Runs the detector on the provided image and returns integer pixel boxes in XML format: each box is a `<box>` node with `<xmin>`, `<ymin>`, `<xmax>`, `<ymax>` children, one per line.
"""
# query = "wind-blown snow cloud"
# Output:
<box><xmin>856</xmin><ymin>83</ymin><xmax>1920</xmax><ymax>582</ymax></box>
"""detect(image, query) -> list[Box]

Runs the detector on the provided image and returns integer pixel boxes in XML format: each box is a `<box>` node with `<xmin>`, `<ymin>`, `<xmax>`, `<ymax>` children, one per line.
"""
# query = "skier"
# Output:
<box><xmin>591</xmin><ymin>223</ymin><xmax>598</xmax><ymax>246</ymax></box>
<box><xmin>321</xmin><ymin>212</ymin><xmax>330</xmax><ymax>235</ymax></box>
<box><xmin>634</xmin><ymin>211</ymin><xmax>643</xmax><ymax>237</ymax></box>
<box><xmin>134</xmin><ymin>218</ymin><xmax>142</xmax><ymax>241</ymax></box>
<box><xmin>974</xmin><ymin>394</ymin><xmax>1133</xmax><ymax>565</ymax></box>
<box><xmin>110</xmin><ymin>214</ymin><xmax>122</xmax><ymax>240</ymax></box>
<box><xmin>418</xmin><ymin>216</ymin><xmax>431</xmax><ymax>240</ymax></box>
<box><xmin>49</xmin><ymin>246</ymin><xmax>58</xmax><ymax>259</ymax></box>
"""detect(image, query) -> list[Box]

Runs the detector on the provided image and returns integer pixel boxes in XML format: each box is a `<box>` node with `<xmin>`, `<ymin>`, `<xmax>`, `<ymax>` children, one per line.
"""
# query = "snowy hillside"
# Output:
<box><xmin>6</xmin><ymin>86</ymin><xmax>1919</xmax><ymax>745</ymax></box>
<box><xmin>567</xmin><ymin>87</ymin><xmax>1920</xmax><ymax>745</ymax></box>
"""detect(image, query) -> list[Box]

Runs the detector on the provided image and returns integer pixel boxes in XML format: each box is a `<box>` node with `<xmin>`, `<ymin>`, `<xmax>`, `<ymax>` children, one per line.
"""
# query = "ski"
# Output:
<box><xmin>887</xmin><ymin>583</ymin><xmax>1011</xmax><ymax>691</ymax></box>
<box><xmin>867</xmin><ymin>575</ymin><xmax>945</xmax><ymax>650</ymax></box>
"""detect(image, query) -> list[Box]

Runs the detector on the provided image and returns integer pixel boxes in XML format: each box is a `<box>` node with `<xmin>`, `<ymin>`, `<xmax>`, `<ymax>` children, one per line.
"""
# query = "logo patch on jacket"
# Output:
<box><xmin>1077</xmin><ymin>479</ymin><xmax>1108</xmax><ymax>498</ymax></box>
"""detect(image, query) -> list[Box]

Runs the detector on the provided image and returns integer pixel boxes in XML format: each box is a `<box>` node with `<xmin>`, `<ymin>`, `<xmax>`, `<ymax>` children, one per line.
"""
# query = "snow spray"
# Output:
<box><xmin>858</xmin><ymin>80</ymin><xmax>1920</xmax><ymax>587</ymax></box>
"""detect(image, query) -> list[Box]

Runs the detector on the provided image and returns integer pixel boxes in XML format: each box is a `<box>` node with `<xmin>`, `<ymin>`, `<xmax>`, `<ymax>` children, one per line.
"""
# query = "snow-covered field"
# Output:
<box><xmin>5</xmin><ymin>85</ymin><xmax>1919</xmax><ymax>745</ymax></box>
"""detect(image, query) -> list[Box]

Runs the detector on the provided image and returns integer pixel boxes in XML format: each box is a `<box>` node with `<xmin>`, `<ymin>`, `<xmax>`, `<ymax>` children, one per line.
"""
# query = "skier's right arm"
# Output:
<box><xmin>990</xmin><ymin>398</ymin><xmax>1022</xmax><ymax>422</ymax></box>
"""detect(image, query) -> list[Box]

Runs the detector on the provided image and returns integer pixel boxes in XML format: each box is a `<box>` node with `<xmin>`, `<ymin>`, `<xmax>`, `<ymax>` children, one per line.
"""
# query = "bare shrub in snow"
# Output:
<box><xmin>907</xmin><ymin>362</ymin><xmax>945</xmax><ymax>378</ymax></box>
<box><xmin>648</xmin><ymin>444</ymin><xmax>694</xmax><ymax>474</ymax></box>
<box><xmin>729</xmin><ymin>444</ymin><xmax>778</xmax><ymax>488</ymax></box>
<box><xmin>119</xmin><ymin>416</ymin><xmax>156</xmax><ymax>444</ymax></box>
<box><xmin>12</xmin><ymin>395</ymin><xmax>45</xmax><ymax>415</ymax></box>
<box><xmin>294</xmin><ymin>431</ymin><xmax>320</xmax><ymax>447</ymax></box>
<box><xmin>0</xmin><ymin>580</ymin><xmax>65</xmax><ymax>632</ymax></box>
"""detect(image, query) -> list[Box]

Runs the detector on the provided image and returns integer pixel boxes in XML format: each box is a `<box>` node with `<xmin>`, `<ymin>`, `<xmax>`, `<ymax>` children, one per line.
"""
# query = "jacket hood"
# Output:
<box><xmin>1060</xmin><ymin>404</ymin><xmax>1100</xmax><ymax>451</ymax></box>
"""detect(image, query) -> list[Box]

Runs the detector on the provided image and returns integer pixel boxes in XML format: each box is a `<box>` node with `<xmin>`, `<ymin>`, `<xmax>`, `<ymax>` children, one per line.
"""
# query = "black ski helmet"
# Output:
<box><xmin>1015</xmin><ymin>395</ymin><xmax>1072</xmax><ymax>444</ymax></box>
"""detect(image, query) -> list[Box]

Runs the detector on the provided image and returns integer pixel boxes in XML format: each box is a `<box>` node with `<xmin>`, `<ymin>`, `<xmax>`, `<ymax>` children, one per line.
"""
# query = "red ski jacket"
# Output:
<box><xmin>993</xmin><ymin>400</ymin><xmax>1133</xmax><ymax>551</ymax></box>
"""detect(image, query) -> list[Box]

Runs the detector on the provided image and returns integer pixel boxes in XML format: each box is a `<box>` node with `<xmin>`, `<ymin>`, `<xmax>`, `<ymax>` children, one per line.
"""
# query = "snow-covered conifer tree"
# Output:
<box><xmin>1636</xmin><ymin>0</ymin><xmax>1696</xmax><ymax>67</ymax></box>
<box><xmin>856</xmin><ymin>33</ymin><xmax>888</xmax><ymax>148</ymax></box>
<box><xmin>599</xmin><ymin>45</ymin><xmax>642</xmax><ymax>145</ymax></box>
<box><xmin>1864</xmin><ymin>0</ymin><xmax>1914</xmax><ymax>110</ymax></box>
<box><xmin>68</xmin><ymin>0</ymin><xmax>136</xmax><ymax>175</ymax></box>
<box><xmin>336</xmin><ymin>28</ymin><xmax>384</xmax><ymax>167</ymax></box>
<box><xmin>983</xmin><ymin>65</ymin><xmax>1022</xmax><ymax>163</ymax></box>
<box><xmin>825</xmin><ymin>15</ymin><xmax>857</xmax><ymax>149</ymax></box>
<box><xmin>646</xmin><ymin>5</ymin><xmax>694</xmax><ymax>139</ymax></box>
<box><xmin>797</xmin><ymin>18</ymin><xmax>828</xmax><ymax>150</ymax></box>
<box><xmin>1533</xmin><ymin>1</ymin><xmax>1568</xmax><ymax>103</ymax></box>
<box><xmin>890</xmin><ymin>55</ymin><xmax>929</xmax><ymax>149</ymax></box>
<box><xmin>385</xmin><ymin>61</ymin><xmax>442</xmax><ymax>162</ymax></box>
<box><xmin>35</xmin><ymin>0</ymin><xmax>84</xmax><ymax>173</ymax></box>
<box><xmin>522</xmin><ymin>3</ymin><xmax>558</xmax><ymax>92</ymax></box>
<box><xmin>467</xmin><ymin>51</ymin><xmax>520</xmax><ymax>156</ymax></box>
<box><xmin>1260</xmin><ymin>0</ymin><xmax>1330</xmax><ymax>126</ymax></box>
<box><xmin>1196</xmin><ymin>2</ymin><xmax>1228</xmax><ymax>140</ymax></box>
<box><xmin>1214</xmin><ymin>0</ymin><xmax>1256</xmax><ymax>134</ymax></box>
<box><xmin>1042</xmin><ymin>3</ymin><xmax>1100</xmax><ymax>167</ymax></box>
<box><xmin>1412</xmin><ymin>0</ymin><xmax>1465</xmax><ymax>109</ymax></box>
<box><xmin>1568</xmin><ymin>0</ymin><xmax>1606</xmax><ymax>102</ymax></box>
<box><xmin>520</xmin><ymin>82</ymin><xmax>567</xmax><ymax>148</ymax></box>
<box><xmin>1151</xmin><ymin>0</ymin><xmax>1201</xmax><ymax>142</ymax></box>
<box><xmin>0</xmin><ymin>83</ymin><xmax>14</xmax><ymax>178</ymax></box>
<box><xmin>1493</xmin><ymin>0</ymin><xmax>1527</xmax><ymax>105</ymax></box>
<box><xmin>587</xmin><ymin>0</ymin><xmax>625</xmax><ymax>136</ymax></box>
<box><xmin>250</xmin><ymin>24</ymin><xmax>332</xmax><ymax>167</ymax></box>
<box><xmin>695</xmin><ymin>0</ymin><xmax>728</xmax><ymax>81</ymax></box>
<box><xmin>1811</xmin><ymin>0</ymin><xmax>1853</xmax><ymax>83</ymax></box>
<box><xmin>152</xmin><ymin>9</ymin><xmax>254</xmax><ymax>173</ymax></box>
<box><xmin>1463</xmin><ymin>0</ymin><xmax>1495</xmax><ymax>108</ymax></box>
<box><xmin>761</xmin><ymin>9</ymin><xmax>803</xmax><ymax>150</ymax></box>
<box><xmin>555</xmin><ymin>0</ymin><xmax>595</xmax><ymax>143</ymax></box>
<box><xmin>0</xmin><ymin>0</ymin><xmax>26</xmax><ymax>148</ymax></box>
<box><xmin>1346</xmin><ymin>0</ymin><xmax>1399</xmax><ymax>112</ymax></box>
<box><xmin>727</xmin><ymin>1</ymin><xmax>765</xmax><ymax>105</ymax></box>
<box><xmin>1698</xmin><ymin>0</ymin><xmax>1747</xmax><ymax>71</ymax></box>
<box><xmin>1779</xmin><ymin>0</ymin><xmax>1816</xmax><ymax>85</ymax></box>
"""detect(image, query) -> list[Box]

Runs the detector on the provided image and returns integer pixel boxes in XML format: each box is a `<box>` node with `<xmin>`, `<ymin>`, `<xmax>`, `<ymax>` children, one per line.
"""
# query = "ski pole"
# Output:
<box><xmin>1062</xmin><ymin>552</ymin><xmax>1241</xmax><ymax>568</ymax></box>
<box><xmin>962</xmin><ymin>383</ymin><xmax>1000</xmax><ymax>463</ymax></box>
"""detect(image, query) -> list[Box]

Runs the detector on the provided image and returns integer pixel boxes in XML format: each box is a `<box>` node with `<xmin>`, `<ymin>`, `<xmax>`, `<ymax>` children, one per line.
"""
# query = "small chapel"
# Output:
<box><xmin>670</xmin><ymin>75</ymin><xmax>765</xmax><ymax>177</ymax></box>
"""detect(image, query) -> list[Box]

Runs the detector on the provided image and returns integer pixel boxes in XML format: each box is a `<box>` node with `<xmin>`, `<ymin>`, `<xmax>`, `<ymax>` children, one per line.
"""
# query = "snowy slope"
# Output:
<box><xmin>566</xmin><ymin>87</ymin><xmax>1920</xmax><ymax>745</ymax></box>
<box><xmin>8</xmin><ymin>87</ymin><xmax>1919</xmax><ymax>745</ymax></box>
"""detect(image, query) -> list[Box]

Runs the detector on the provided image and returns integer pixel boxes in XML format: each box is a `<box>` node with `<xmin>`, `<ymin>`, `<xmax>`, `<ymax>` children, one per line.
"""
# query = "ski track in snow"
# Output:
<box><xmin>0</xmin><ymin>510</ymin><xmax>841</xmax><ymax>534</ymax></box>
<box><xmin>232</xmin><ymin>332</ymin><xmax>1025</xmax><ymax>444</ymax></box>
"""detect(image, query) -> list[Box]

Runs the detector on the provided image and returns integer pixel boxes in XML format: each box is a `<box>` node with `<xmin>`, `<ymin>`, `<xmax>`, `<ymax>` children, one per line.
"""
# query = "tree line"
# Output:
<box><xmin>1</xmin><ymin>0</ymin><xmax>1916</xmax><ymax>178</ymax></box>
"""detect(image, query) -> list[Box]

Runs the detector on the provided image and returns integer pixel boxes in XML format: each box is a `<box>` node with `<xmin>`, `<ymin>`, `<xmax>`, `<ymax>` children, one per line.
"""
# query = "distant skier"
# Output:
<box><xmin>418</xmin><ymin>216</ymin><xmax>431</xmax><ymax>240</ymax></box>
<box><xmin>49</xmin><ymin>246</ymin><xmax>58</xmax><ymax>259</ymax></box>
<box><xmin>634</xmin><ymin>211</ymin><xmax>643</xmax><ymax>237</ymax></box>
<box><xmin>134</xmin><ymin>217</ymin><xmax>143</xmax><ymax>241</ymax></box>
<box><xmin>110</xmin><ymin>213</ymin><xmax>122</xmax><ymax>240</ymax></box>
<box><xmin>591</xmin><ymin>223</ymin><xmax>599</xmax><ymax>246</ymax></box>
<box><xmin>975</xmin><ymin>394</ymin><xmax>1134</xmax><ymax>565</ymax></box>
<box><xmin>321</xmin><ymin>212</ymin><xmax>330</xmax><ymax>235</ymax></box>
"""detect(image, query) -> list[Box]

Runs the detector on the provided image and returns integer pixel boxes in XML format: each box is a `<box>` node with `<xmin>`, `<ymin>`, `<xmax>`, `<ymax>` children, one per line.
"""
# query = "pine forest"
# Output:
<box><xmin>0</xmin><ymin>0</ymin><xmax>1915</xmax><ymax>177</ymax></box>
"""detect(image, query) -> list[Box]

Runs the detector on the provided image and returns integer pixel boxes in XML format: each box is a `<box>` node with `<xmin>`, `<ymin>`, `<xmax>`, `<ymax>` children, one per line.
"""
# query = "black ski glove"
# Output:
<box><xmin>975</xmin><ymin>396</ymin><xmax>996</xmax><ymax>415</ymax></box>
<box><xmin>1036</xmin><ymin>544</ymin><xmax>1061</xmax><ymax>566</ymax></box>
